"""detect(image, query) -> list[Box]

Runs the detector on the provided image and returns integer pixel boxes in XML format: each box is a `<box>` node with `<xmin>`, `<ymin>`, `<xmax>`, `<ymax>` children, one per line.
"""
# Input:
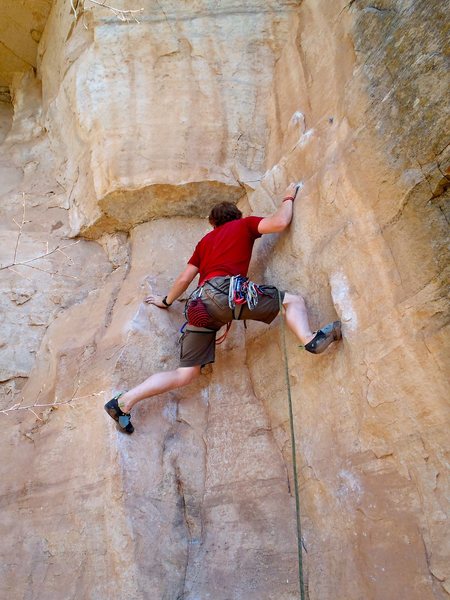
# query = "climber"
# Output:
<box><xmin>104</xmin><ymin>182</ymin><xmax>341</xmax><ymax>433</ymax></box>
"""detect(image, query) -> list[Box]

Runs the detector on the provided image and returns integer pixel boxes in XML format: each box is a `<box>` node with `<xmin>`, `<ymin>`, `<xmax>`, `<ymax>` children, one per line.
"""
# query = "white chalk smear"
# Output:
<box><xmin>337</xmin><ymin>469</ymin><xmax>363</xmax><ymax>502</ymax></box>
<box><xmin>290</xmin><ymin>111</ymin><xmax>306</xmax><ymax>133</ymax></box>
<box><xmin>330</xmin><ymin>271</ymin><xmax>358</xmax><ymax>331</ymax></box>
<box><xmin>297</xmin><ymin>128</ymin><xmax>314</xmax><ymax>147</ymax></box>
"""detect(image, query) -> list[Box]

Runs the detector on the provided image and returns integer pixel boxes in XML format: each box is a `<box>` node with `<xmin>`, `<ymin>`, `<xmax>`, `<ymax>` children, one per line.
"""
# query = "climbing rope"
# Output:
<box><xmin>278</xmin><ymin>291</ymin><xmax>306</xmax><ymax>600</ymax></box>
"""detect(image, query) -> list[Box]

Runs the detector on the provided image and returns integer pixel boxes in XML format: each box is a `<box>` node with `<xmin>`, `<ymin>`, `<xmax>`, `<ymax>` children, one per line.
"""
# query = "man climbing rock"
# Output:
<box><xmin>105</xmin><ymin>183</ymin><xmax>341</xmax><ymax>433</ymax></box>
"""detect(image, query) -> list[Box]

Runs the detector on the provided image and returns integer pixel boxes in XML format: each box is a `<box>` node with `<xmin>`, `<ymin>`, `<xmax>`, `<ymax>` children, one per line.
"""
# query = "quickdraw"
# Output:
<box><xmin>228</xmin><ymin>275</ymin><xmax>263</xmax><ymax>310</ymax></box>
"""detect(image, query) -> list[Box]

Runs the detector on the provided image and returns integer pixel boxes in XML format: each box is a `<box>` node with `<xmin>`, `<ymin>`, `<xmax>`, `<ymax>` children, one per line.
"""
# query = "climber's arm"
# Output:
<box><xmin>145</xmin><ymin>264</ymin><xmax>199</xmax><ymax>308</ymax></box>
<box><xmin>257</xmin><ymin>182</ymin><xmax>299</xmax><ymax>234</ymax></box>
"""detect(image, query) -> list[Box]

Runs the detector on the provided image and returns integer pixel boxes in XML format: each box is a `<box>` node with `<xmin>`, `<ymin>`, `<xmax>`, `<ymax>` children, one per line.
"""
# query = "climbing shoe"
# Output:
<box><xmin>304</xmin><ymin>321</ymin><xmax>342</xmax><ymax>354</ymax></box>
<box><xmin>104</xmin><ymin>393</ymin><xmax>134</xmax><ymax>434</ymax></box>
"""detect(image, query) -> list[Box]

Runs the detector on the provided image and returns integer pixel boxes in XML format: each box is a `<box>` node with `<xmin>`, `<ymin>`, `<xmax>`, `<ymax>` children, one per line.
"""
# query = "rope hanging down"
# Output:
<box><xmin>278</xmin><ymin>291</ymin><xmax>306</xmax><ymax>600</ymax></box>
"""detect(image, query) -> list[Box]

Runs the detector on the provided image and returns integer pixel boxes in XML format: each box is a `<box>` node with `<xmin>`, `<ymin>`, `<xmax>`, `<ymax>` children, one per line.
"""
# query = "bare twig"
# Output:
<box><xmin>84</xmin><ymin>0</ymin><xmax>144</xmax><ymax>22</ymax></box>
<box><xmin>2</xmin><ymin>229</ymin><xmax>81</xmax><ymax>281</ymax></box>
<box><xmin>12</xmin><ymin>193</ymin><xmax>30</xmax><ymax>264</ymax></box>
<box><xmin>70</xmin><ymin>379</ymin><xmax>81</xmax><ymax>402</ymax></box>
<box><xmin>28</xmin><ymin>408</ymin><xmax>42</xmax><ymax>421</ymax></box>
<box><xmin>1</xmin><ymin>240</ymin><xmax>81</xmax><ymax>271</ymax></box>
<box><xmin>11</xmin><ymin>263</ymin><xmax>79</xmax><ymax>280</ymax></box>
<box><xmin>3</xmin><ymin>194</ymin><xmax>81</xmax><ymax>280</ymax></box>
<box><xmin>57</xmin><ymin>247</ymin><xmax>74</xmax><ymax>265</ymax></box>
<box><xmin>0</xmin><ymin>391</ymin><xmax>105</xmax><ymax>417</ymax></box>
<box><xmin>7</xmin><ymin>266</ymin><xmax>33</xmax><ymax>281</ymax></box>
<box><xmin>2</xmin><ymin>342</ymin><xmax>105</xmax><ymax>418</ymax></box>
<box><xmin>70</xmin><ymin>0</ymin><xmax>78</xmax><ymax>18</ymax></box>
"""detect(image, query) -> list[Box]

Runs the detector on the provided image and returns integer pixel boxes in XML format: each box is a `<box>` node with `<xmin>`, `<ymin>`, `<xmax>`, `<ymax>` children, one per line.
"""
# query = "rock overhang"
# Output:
<box><xmin>79</xmin><ymin>179</ymin><xmax>244</xmax><ymax>238</ymax></box>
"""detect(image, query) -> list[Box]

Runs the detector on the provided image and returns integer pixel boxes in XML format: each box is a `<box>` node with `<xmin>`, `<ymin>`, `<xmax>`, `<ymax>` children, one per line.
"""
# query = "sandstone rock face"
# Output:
<box><xmin>0</xmin><ymin>0</ymin><xmax>52</xmax><ymax>93</ymax></box>
<box><xmin>0</xmin><ymin>1</ymin><xmax>448</xmax><ymax>599</ymax></box>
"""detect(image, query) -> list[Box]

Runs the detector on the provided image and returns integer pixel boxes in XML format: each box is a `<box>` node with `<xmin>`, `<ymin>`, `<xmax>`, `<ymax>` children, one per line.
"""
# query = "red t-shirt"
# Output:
<box><xmin>188</xmin><ymin>216</ymin><xmax>263</xmax><ymax>285</ymax></box>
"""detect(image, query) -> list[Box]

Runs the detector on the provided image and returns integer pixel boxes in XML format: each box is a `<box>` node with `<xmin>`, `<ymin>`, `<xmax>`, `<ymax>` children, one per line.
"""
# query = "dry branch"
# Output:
<box><xmin>88</xmin><ymin>0</ymin><xmax>144</xmax><ymax>22</ymax></box>
<box><xmin>0</xmin><ymin>391</ymin><xmax>106</xmax><ymax>419</ymax></box>
<box><xmin>70</xmin><ymin>0</ymin><xmax>78</xmax><ymax>19</ymax></box>
<box><xmin>13</xmin><ymin>193</ymin><xmax>29</xmax><ymax>264</ymax></box>
<box><xmin>1</xmin><ymin>241</ymin><xmax>81</xmax><ymax>272</ymax></box>
<box><xmin>72</xmin><ymin>0</ymin><xmax>144</xmax><ymax>23</ymax></box>
<box><xmin>2</xmin><ymin>194</ymin><xmax>81</xmax><ymax>280</ymax></box>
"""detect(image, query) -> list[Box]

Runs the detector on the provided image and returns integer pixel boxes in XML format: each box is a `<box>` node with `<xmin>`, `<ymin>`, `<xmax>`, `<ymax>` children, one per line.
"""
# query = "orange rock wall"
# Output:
<box><xmin>0</xmin><ymin>1</ymin><xmax>448</xmax><ymax>599</ymax></box>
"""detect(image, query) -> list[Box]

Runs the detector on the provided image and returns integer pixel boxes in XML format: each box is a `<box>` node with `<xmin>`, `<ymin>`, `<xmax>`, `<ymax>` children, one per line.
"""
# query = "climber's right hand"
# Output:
<box><xmin>145</xmin><ymin>295</ymin><xmax>168</xmax><ymax>308</ymax></box>
<box><xmin>284</xmin><ymin>182</ymin><xmax>298</xmax><ymax>199</ymax></box>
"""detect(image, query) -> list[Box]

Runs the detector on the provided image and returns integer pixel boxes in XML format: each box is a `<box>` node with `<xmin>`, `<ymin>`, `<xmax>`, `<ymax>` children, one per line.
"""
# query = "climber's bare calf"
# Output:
<box><xmin>282</xmin><ymin>293</ymin><xmax>314</xmax><ymax>345</ymax></box>
<box><xmin>120</xmin><ymin>366</ymin><xmax>200</xmax><ymax>413</ymax></box>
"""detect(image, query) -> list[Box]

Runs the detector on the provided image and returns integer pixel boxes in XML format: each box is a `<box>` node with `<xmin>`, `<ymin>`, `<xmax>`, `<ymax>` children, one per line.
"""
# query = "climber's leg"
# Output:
<box><xmin>282</xmin><ymin>292</ymin><xmax>314</xmax><ymax>345</ymax></box>
<box><xmin>118</xmin><ymin>366</ymin><xmax>201</xmax><ymax>413</ymax></box>
<box><xmin>237</xmin><ymin>287</ymin><xmax>316</xmax><ymax>346</ymax></box>
<box><xmin>282</xmin><ymin>292</ymin><xmax>342</xmax><ymax>353</ymax></box>
<box><xmin>104</xmin><ymin>326</ymin><xmax>216</xmax><ymax>430</ymax></box>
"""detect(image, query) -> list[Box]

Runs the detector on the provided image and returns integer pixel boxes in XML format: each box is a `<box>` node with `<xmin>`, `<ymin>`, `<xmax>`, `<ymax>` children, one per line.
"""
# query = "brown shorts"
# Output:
<box><xmin>179</xmin><ymin>276</ymin><xmax>285</xmax><ymax>367</ymax></box>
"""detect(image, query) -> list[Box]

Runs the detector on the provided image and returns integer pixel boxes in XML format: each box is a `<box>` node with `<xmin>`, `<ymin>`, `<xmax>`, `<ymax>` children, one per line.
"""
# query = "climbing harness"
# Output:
<box><xmin>278</xmin><ymin>290</ymin><xmax>306</xmax><ymax>600</ymax></box>
<box><xmin>183</xmin><ymin>276</ymin><xmax>265</xmax><ymax>345</ymax></box>
<box><xmin>182</xmin><ymin>282</ymin><xmax>233</xmax><ymax>344</ymax></box>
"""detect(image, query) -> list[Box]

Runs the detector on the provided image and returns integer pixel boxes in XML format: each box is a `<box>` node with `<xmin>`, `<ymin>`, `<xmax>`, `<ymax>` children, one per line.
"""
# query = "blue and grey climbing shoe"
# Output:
<box><xmin>304</xmin><ymin>321</ymin><xmax>341</xmax><ymax>354</ymax></box>
<box><xmin>104</xmin><ymin>393</ymin><xmax>134</xmax><ymax>434</ymax></box>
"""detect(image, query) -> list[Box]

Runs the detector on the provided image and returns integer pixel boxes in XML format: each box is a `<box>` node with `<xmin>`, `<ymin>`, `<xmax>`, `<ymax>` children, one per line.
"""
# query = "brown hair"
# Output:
<box><xmin>209</xmin><ymin>202</ymin><xmax>242</xmax><ymax>227</ymax></box>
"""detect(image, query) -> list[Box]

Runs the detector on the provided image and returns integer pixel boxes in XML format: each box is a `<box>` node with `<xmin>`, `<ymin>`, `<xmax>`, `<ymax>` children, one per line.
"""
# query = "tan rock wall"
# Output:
<box><xmin>0</xmin><ymin>1</ymin><xmax>448</xmax><ymax>599</ymax></box>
